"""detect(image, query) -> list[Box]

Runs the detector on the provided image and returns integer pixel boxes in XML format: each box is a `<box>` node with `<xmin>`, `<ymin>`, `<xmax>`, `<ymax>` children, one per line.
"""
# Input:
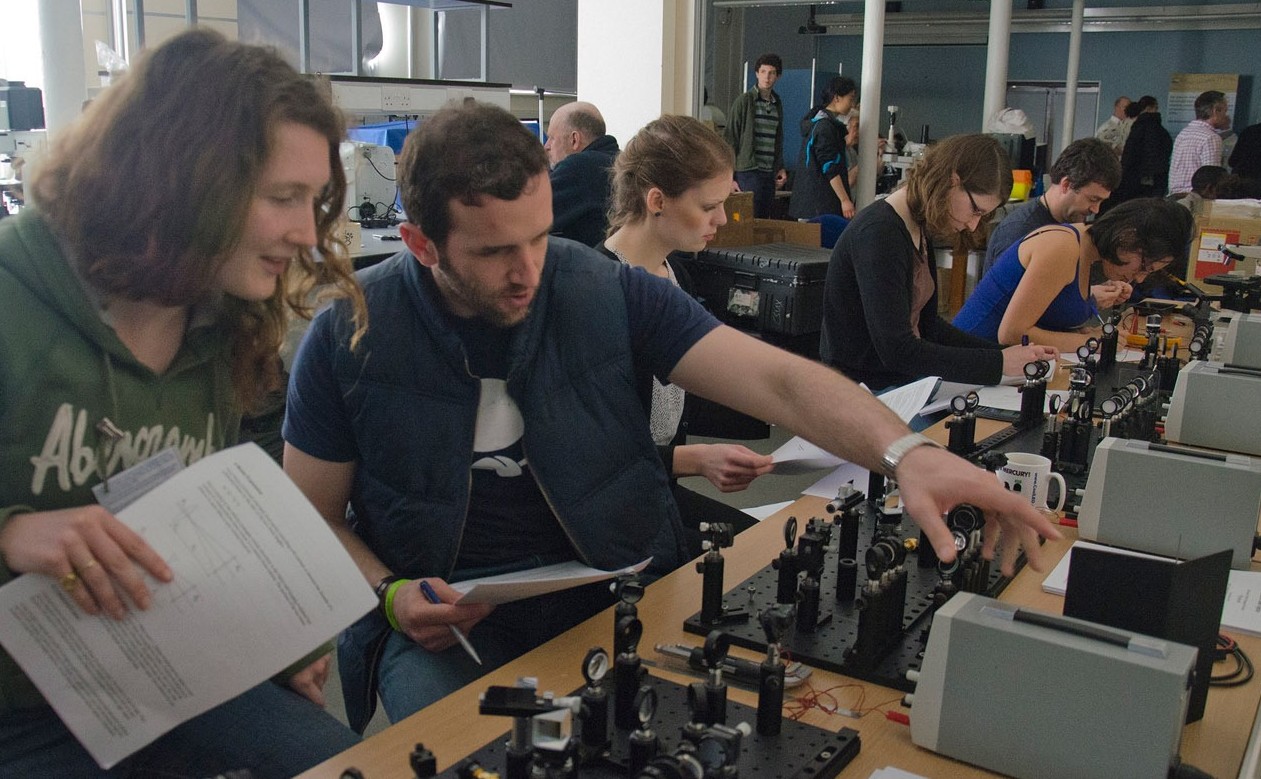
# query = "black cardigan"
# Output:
<box><xmin>819</xmin><ymin>199</ymin><xmax>1003</xmax><ymax>390</ymax></box>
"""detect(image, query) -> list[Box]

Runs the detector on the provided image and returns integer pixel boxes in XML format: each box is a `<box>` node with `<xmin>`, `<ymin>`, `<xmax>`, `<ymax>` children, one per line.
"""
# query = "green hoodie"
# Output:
<box><xmin>0</xmin><ymin>209</ymin><xmax>239</xmax><ymax>712</ymax></box>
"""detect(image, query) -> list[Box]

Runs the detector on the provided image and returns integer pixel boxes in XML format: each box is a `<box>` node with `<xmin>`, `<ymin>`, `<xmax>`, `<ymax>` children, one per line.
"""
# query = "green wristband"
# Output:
<box><xmin>383</xmin><ymin>578</ymin><xmax>411</xmax><ymax>632</ymax></box>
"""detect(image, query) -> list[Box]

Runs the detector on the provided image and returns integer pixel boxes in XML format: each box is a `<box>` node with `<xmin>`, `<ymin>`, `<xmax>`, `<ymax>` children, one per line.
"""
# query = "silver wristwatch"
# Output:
<box><xmin>879</xmin><ymin>432</ymin><xmax>942</xmax><ymax>478</ymax></box>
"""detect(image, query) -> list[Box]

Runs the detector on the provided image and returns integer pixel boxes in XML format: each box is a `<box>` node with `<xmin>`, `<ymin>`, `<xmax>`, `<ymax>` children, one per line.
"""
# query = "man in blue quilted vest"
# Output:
<box><xmin>282</xmin><ymin>102</ymin><xmax>1061</xmax><ymax>731</ymax></box>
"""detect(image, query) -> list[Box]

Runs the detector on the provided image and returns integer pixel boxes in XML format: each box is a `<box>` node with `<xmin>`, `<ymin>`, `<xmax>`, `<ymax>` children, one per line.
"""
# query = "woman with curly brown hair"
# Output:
<box><xmin>0</xmin><ymin>28</ymin><xmax>366</xmax><ymax>777</ymax></box>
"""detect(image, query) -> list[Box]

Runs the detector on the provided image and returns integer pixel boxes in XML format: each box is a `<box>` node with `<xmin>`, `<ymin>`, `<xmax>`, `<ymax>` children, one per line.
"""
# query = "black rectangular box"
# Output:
<box><xmin>0</xmin><ymin>83</ymin><xmax>45</xmax><ymax>131</ymax></box>
<box><xmin>681</xmin><ymin>242</ymin><xmax>831</xmax><ymax>336</ymax></box>
<box><xmin>1064</xmin><ymin>545</ymin><xmax>1231</xmax><ymax>724</ymax></box>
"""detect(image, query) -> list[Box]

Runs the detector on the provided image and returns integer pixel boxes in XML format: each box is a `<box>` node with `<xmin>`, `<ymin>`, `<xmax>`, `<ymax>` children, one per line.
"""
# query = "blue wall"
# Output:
<box><xmin>740</xmin><ymin>6</ymin><xmax>1259</xmax><ymax>146</ymax></box>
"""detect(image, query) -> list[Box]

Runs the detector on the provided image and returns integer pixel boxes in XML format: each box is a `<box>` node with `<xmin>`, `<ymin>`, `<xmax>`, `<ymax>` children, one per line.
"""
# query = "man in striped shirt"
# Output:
<box><xmin>1169</xmin><ymin>90</ymin><xmax>1231</xmax><ymax>194</ymax></box>
<box><xmin>725</xmin><ymin>52</ymin><xmax>788</xmax><ymax>218</ymax></box>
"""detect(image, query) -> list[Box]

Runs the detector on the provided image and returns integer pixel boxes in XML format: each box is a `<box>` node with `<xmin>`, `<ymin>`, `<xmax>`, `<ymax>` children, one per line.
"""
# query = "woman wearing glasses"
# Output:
<box><xmin>820</xmin><ymin>134</ymin><xmax>1055</xmax><ymax>390</ymax></box>
<box><xmin>953</xmin><ymin>198</ymin><xmax>1193</xmax><ymax>353</ymax></box>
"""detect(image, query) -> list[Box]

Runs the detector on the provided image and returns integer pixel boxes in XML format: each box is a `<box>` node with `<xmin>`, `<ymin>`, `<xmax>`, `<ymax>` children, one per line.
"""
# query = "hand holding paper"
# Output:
<box><xmin>0</xmin><ymin>444</ymin><xmax>376</xmax><ymax>769</ymax></box>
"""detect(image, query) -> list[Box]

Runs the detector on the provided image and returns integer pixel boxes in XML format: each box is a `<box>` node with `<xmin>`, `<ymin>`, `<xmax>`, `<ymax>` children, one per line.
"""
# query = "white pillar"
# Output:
<box><xmin>37</xmin><ymin>0</ymin><xmax>87</xmax><ymax>134</ymax></box>
<box><xmin>1059</xmin><ymin>0</ymin><xmax>1085</xmax><ymax>155</ymax></box>
<box><xmin>981</xmin><ymin>0</ymin><xmax>1012</xmax><ymax>131</ymax></box>
<box><xmin>855</xmin><ymin>0</ymin><xmax>886</xmax><ymax>207</ymax></box>
<box><xmin>577</xmin><ymin>0</ymin><xmax>695</xmax><ymax>145</ymax></box>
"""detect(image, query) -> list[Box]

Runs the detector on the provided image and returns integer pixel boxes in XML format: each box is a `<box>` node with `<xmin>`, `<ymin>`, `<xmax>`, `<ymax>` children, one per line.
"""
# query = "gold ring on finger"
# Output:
<box><xmin>59</xmin><ymin>571</ymin><xmax>80</xmax><ymax>593</ymax></box>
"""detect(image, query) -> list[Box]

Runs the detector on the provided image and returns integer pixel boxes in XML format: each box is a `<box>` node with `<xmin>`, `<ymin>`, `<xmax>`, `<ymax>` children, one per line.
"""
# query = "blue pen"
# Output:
<box><xmin>418</xmin><ymin>580</ymin><xmax>482</xmax><ymax>665</ymax></box>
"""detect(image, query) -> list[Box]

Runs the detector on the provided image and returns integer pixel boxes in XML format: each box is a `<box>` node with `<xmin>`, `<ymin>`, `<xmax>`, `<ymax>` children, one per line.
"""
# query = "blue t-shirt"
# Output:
<box><xmin>283</xmin><ymin>255</ymin><xmax>719</xmax><ymax>572</ymax></box>
<box><xmin>953</xmin><ymin>225</ymin><xmax>1098</xmax><ymax>342</ymax></box>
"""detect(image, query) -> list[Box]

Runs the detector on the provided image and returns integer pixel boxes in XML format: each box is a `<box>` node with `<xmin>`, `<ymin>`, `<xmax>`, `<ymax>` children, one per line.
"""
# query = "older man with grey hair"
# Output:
<box><xmin>544</xmin><ymin>101</ymin><xmax>620</xmax><ymax>246</ymax></box>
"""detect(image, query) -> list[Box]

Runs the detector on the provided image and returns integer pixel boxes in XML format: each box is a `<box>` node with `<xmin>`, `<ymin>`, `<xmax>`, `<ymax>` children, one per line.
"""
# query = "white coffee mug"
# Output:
<box><xmin>997</xmin><ymin>452</ymin><xmax>1066</xmax><ymax>513</ymax></box>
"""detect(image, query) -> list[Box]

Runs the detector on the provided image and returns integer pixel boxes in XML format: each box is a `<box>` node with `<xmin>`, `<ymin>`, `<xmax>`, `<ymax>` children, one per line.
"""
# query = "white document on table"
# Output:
<box><xmin>919</xmin><ymin>381</ymin><xmax>985</xmax><ymax>416</ymax></box>
<box><xmin>804</xmin><ymin>462</ymin><xmax>871</xmax><ymax>499</ymax></box>
<box><xmin>450</xmin><ymin>558</ymin><xmax>653</xmax><ymax>605</ymax></box>
<box><xmin>867</xmin><ymin>768</ymin><xmax>931</xmax><ymax>779</ymax></box>
<box><xmin>771</xmin><ymin>377</ymin><xmax>939</xmax><ymax>476</ymax></box>
<box><xmin>877</xmin><ymin>376</ymin><xmax>940</xmax><ymax>423</ymax></box>
<box><xmin>0</xmin><ymin>443</ymin><xmax>376</xmax><ymax>769</ymax></box>
<box><xmin>1042</xmin><ymin>540</ymin><xmax>1261</xmax><ymax>637</ymax></box>
<box><xmin>973</xmin><ymin>385</ymin><xmax>1070</xmax><ymax>414</ymax></box>
<box><xmin>742</xmin><ymin>500</ymin><xmax>796</xmax><ymax>522</ymax></box>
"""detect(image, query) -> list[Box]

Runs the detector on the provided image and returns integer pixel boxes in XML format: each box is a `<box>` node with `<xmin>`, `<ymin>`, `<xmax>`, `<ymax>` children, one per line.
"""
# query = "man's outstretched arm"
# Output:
<box><xmin>668</xmin><ymin>325</ymin><xmax>1061</xmax><ymax>574</ymax></box>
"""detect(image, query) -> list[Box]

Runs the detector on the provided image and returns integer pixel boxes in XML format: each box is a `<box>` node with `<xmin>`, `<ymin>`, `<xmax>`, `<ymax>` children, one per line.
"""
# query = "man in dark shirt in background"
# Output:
<box><xmin>983</xmin><ymin>138</ymin><xmax>1120</xmax><ymax>276</ymax></box>
<box><xmin>1108</xmin><ymin>96</ymin><xmax>1173</xmax><ymax>208</ymax></box>
<box><xmin>545</xmin><ymin>101</ymin><xmax>620</xmax><ymax>247</ymax></box>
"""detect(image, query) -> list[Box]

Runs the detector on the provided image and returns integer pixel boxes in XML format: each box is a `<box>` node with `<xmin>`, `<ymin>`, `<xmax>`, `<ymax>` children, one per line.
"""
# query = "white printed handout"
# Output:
<box><xmin>0</xmin><ymin>444</ymin><xmax>376</xmax><ymax>768</ymax></box>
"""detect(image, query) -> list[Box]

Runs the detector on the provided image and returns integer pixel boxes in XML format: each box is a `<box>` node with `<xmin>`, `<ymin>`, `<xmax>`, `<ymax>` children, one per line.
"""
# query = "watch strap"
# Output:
<box><xmin>373</xmin><ymin>574</ymin><xmax>404</xmax><ymax>605</ymax></box>
<box><xmin>880</xmin><ymin>432</ymin><xmax>942</xmax><ymax>478</ymax></box>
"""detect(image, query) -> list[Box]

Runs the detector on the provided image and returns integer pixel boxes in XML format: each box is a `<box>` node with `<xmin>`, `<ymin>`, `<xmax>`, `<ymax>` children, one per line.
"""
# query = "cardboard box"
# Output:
<box><xmin>710</xmin><ymin>190</ymin><xmax>825</xmax><ymax>249</ymax></box>
<box><xmin>708</xmin><ymin>191</ymin><xmax>755</xmax><ymax>247</ymax></box>
<box><xmin>750</xmin><ymin>219</ymin><xmax>821</xmax><ymax>247</ymax></box>
<box><xmin>1188</xmin><ymin>199</ymin><xmax>1261</xmax><ymax>291</ymax></box>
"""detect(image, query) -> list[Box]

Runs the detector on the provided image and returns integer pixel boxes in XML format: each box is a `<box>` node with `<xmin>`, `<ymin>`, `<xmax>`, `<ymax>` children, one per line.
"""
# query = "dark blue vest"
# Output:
<box><xmin>322</xmin><ymin>240</ymin><xmax>688</xmax><ymax>730</ymax></box>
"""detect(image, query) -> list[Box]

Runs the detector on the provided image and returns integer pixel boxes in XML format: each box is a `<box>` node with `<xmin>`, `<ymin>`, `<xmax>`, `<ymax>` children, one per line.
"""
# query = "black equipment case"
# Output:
<box><xmin>680</xmin><ymin>243</ymin><xmax>831</xmax><ymax>337</ymax></box>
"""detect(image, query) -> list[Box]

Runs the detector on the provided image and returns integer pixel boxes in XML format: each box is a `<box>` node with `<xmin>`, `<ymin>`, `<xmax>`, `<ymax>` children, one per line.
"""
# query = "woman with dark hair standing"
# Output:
<box><xmin>0</xmin><ymin>29</ymin><xmax>366</xmax><ymax>776</ymax></box>
<box><xmin>598</xmin><ymin>115</ymin><xmax>774</xmax><ymax>551</ymax></box>
<box><xmin>790</xmin><ymin>76</ymin><xmax>858</xmax><ymax>221</ymax></box>
<box><xmin>954</xmin><ymin>198</ymin><xmax>1194</xmax><ymax>352</ymax></box>
<box><xmin>820</xmin><ymin>134</ymin><xmax>1056</xmax><ymax>390</ymax></box>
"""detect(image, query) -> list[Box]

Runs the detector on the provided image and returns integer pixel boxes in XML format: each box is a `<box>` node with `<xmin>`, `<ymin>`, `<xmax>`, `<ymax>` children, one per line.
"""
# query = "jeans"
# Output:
<box><xmin>0</xmin><ymin>681</ymin><xmax>359</xmax><ymax>779</ymax></box>
<box><xmin>376</xmin><ymin>575</ymin><xmax>615</xmax><ymax>723</ymax></box>
<box><xmin>735</xmin><ymin>169</ymin><xmax>777</xmax><ymax>218</ymax></box>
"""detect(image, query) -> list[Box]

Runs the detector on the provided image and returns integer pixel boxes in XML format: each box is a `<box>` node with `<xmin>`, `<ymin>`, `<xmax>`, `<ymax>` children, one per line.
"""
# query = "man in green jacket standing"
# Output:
<box><xmin>725</xmin><ymin>52</ymin><xmax>787</xmax><ymax>218</ymax></box>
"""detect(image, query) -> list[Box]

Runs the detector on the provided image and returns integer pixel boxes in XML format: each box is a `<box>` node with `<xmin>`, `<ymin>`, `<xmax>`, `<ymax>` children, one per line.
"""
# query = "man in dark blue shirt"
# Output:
<box><xmin>545</xmin><ymin>101</ymin><xmax>620</xmax><ymax>247</ymax></box>
<box><xmin>282</xmin><ymin>102</ymin><xmax>1062</xmax><ymax>731</ymax></box>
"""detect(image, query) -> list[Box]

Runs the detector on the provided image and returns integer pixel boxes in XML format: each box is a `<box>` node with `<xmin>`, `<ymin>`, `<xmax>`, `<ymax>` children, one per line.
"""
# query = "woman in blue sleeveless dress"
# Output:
<box><xmin>954</xmin><ymin>198</ymin><xmax>1194</xmax><ymax>353</ymax></box>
